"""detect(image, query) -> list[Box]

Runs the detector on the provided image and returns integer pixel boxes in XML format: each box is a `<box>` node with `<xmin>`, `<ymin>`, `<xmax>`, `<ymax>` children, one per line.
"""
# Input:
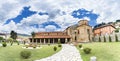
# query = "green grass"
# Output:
<box><xmin>0</xmin><ymin>43</ymin><xmax>62</xmax><ymax>61</ymax></box>
<box><xmin>77</xmin><ymin>42</ymin><xmax>120</xmax><ymax>61</ymax></box>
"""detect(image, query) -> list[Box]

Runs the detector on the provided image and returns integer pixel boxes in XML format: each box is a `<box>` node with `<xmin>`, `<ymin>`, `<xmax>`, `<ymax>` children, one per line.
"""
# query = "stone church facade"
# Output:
<box><xmin>65</xmin><ymin>20</ymin><xmax>93</xmax><ymax>42</ymax></box>
<box><xmin>30</xmin><ymin>20</ymin><xmax>93</xmax><ymax>44</ymax></box>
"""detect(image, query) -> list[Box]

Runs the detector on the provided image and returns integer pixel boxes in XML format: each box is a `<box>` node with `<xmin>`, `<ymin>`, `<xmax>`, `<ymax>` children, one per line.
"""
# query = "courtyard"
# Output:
<box><xmin>0</xmin><ymin>42</ymin><xmax>120</xmax><ymax>61</ymax></box>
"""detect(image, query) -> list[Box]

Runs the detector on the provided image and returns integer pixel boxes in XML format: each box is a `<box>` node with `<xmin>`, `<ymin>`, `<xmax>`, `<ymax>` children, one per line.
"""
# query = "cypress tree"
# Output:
<box><xmin>115</xmin><ymin>34</ymin><xmax>119</xmax><ymax>42</ymax></box>
<box><xmin>99</xmin><ymin>36</ymin><xmax>101</xmax><ymax>42</ymax></box>
<box><xmin>109</xmin><ymin>36</ymin><xmax>112</xmax><ymax>42</ymax></box>
<box><xmin>104</xmin><ymin>36</ymin><xmax>106</xmax><ymax>42</ymax></box>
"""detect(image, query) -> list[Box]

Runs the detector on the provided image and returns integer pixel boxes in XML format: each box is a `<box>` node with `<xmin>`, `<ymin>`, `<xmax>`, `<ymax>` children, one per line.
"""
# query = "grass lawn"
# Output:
<box><xmin>77</xmin><ymin>42</ymin><xmax>120</xmax><ymax>61</ymax></box>
<box><xmin>0</xmin><ymin>43</ymin><xmax>62</xmax><ymax>61</ymax></box>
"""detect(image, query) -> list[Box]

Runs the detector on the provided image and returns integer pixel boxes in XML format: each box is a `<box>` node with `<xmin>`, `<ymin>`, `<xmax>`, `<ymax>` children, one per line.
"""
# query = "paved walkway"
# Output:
<box><xmin>35</xmin><ymin>44</ymin><xmax>83</xmax><ymax>61</ymax></box>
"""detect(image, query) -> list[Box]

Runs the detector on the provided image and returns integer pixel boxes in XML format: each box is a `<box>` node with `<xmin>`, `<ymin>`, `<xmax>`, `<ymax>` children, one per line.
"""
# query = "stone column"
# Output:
<box><xmin>58</xmin><ymin>38</ymin><xmax>60</xmax><ymax>43</ymax></box>
<box><xmin>65</xmin><ymin>38</ymin><xmax>68</xmax><ymax>43</ymax></box>
<box><xmin>40</xmin><ymin>39</ymin><xmax>41</xmax><ymax>44</ymax></box>
<box><xmin>36</xmin><ymin>39</ymin><xmax>37</xmax><ymax>44</ymax></box>
<box><xmin>53</xmin><ymin>38</ymin><xmax>54</xmax><ymax>44</ymax></box>
<box><xmin>44</xmin><ymin>39</ymin><xmax>46</xmax><ymax>44</ymax></box>
<box><xmin>48</xmin><ymin>39</ymin><xmax>50</xmax><ymax>43</ymax></box>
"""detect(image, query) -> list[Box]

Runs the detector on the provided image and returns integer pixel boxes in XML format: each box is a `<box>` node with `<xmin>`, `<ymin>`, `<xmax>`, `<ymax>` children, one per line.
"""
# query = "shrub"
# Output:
<box><xmin>104</xmin><ymin>36</ymin><xmax>106</xmax><ymax>42</ymax></box>
<box><xmin>115</xmin><ymin>34</ymin><xmax>119</xmax><ymax>42</ymax></box>
<box><xmin>26</xmin><ymin>46</ymin><xmax>28</xmax><ymax>48</ymax></box>
<box><xmin>0</xmin><ymin>37</ymin><xmax>4</xmax><ymax>42</ymax></box>
<box><xmin>2</xmin><ymin>42</ymin><xmax>7</xmax><ymax>47</ymax></box>
<box><xmin>17</xmin><ymin>41</ymin><xmax>19</xmax><ymax>45</ymax></box>
<box><xmin>33</xmin><ymin>46</ymin><xmax>36</xmax><ymax>48</ymax></box>
<box><xmin>99</xmin><ymin>37</ymin><xmax>101</xmax><ymax>42</ymax></box>
<box><xmin>48</xmin><ymin>43</ymin><xmax>50</xmax><ymax>46</ymax></box>
<box><xmin>38</xmin><ymin>45</ymin><xmax>40</xmax><ymax>47</ymax></box>
<box><xmin>109</xmin><ymin>36</ymin><xmax>112</xmax><ymax>42</ymax></box>
<box><xmin>79</xmin><ymin>44</ymin><xmax>82</xmax><ymax>48</ymax></box>
<box><xmin>11</xmin><ymin>42</ymin><xmax>13</xmax><ymax>46</ymax></box>
<box><xmin>83</xmin><ymin>48</ymin><xmax>91</xmax><ymax>54</ymax></box>
<box><xmin>20</xmin><ymin>50</ymin><xmax>31</xmax><ymax>59</ymax></box>
<box><xmin>53</xmin><ymin>46</ymin><xmax>57</xmax><ymax>51</ymax></box>
<box><xmin>115</xmin><ymin>29</ymin><xmax>119</xmax><ymax>33</ymax></box>
<box><xmin>58</xmin><ymin>44</ymin><xmax>62</xmax><ymax>47</ymax></box>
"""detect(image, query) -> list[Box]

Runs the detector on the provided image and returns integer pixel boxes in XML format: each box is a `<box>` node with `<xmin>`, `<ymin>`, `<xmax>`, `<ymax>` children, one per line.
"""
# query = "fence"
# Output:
<box><xmin>93</xmin><ymin>32</ymin><xmax>120</xmax><ymax>42</ymax></box>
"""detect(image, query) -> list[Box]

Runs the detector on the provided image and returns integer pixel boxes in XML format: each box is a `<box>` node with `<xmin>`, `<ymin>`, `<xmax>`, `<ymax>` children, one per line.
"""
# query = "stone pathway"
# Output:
<box><xmin>35</xmin><ymin>44</ymin><xmax>83</xmax><ymax>61</ymax></box>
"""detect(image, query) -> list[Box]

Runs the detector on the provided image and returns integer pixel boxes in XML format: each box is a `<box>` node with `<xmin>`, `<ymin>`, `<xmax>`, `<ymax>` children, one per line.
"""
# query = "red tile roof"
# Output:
<box><xmin>33</xmin><ymin>32</ymin><xmax>70</xmax><ymax>38</ymax></box>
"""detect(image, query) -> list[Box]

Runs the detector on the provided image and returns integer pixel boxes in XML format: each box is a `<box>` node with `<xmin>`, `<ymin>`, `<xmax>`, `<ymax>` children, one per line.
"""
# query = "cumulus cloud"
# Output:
<box><xmin>0</xmin><ymin>0</ymin><xmax>120</xmax><ymax>34</ymax></box>
<box><xmin>45</xmin><ymin>25</ymin><xmax>57</xmax><ymax>32</ymax></box>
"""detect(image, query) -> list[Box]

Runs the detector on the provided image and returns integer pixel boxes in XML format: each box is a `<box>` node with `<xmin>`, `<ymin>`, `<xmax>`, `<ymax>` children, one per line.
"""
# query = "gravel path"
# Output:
<box><xmin>35</xmin><ymin>44</ymin><xmax>83</xmax><ymax>61</ymax></box>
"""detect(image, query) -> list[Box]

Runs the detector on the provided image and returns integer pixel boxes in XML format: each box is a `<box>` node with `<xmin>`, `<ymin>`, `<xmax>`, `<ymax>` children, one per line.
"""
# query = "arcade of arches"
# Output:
<box><xmin>29</xmin><ymin>32</ymin><xmax>71</xmax><ymax>44</ymax></box>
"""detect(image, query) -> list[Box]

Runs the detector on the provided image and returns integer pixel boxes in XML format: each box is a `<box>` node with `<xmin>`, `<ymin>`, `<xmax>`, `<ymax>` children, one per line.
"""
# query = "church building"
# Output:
<box><xmin>29</xmin><ymin>20</ymin><xmax>93</xmax><ymax>44</ymax></box>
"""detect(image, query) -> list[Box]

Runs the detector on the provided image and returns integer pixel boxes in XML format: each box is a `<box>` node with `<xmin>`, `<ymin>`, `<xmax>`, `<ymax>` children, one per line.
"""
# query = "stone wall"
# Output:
<box><xmin>94</xmin><ymin>32</ymin><xmax>120</xmax><ymax>42</ymax></box>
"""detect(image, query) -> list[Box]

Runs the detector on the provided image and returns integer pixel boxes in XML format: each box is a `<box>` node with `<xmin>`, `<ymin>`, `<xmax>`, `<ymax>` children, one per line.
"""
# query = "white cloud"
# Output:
<box><xmin>0</xmin><ymin>0</ymin><xmax>120</xmax><ymax>34</ymax></box>
<box><xmin>45</xmin><ymin>25</ymin><xmax>57</xmax><ymax>32</ymax></box>
<box><xmin>20</xmin><ymin>14</ymin><xmax>49</xmax><ymax>25</ymax></box>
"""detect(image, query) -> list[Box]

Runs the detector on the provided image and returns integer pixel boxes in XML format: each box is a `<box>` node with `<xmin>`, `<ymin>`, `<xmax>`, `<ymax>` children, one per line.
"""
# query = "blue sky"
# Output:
<box><xmin>5</xmin><ymin>6</ymin><xmax>98</xmax><ymax>29</ymax></box>
<box><xmin>0</xmin><ymin>0</ymin><xmax>120</xmax><ymax>34</ymax></box>
<box><xmin>5</xmin><ymin>6</ymin><xmax>37</xmax><ymax>24</ymax></box>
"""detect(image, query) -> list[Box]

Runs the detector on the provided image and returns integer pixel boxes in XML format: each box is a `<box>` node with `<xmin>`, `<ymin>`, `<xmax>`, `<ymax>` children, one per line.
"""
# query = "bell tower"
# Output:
<box><xmin>78</xmin><ymin>20</ymin><xmax>88</xmax><ymax>26</ymax></box>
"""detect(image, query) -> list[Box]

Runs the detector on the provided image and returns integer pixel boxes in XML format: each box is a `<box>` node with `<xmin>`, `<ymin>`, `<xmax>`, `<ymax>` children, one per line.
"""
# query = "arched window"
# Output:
<box><xmin>78</xmin><ymin>30</ymin><xmax>79</xmax><ymax>34</ymax></box>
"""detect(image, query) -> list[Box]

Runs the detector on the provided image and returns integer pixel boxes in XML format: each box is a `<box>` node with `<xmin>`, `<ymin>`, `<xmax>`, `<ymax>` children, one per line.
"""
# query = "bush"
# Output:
<box><xmin>109</xmin><ymin>36</ymin><xmax>112</xmax><ymax>42</ymax></box>
<box><xmin>115</xmin><ymin>29</ymin><xmax>119</xmax><ymax>33</ymax></box>
<box><xmin>0</xmin><ymin>37</ymin><xmax>4</xmax><ymax>42</ymax></box>
<box><xmin>17</xmin><ymin>41</ymin><xmax>19</xmax><ymax>45</ymax></box>
<box><xmin>11</xmin><ymin>42</ymin><xmax>13</xmax><ymax>46</ymax></box>
<box><xmin>115</xmin><ymin>34</ymin><xmax>119</xmax><ymax>42</ymax></box>
<box><xmin>26</xmin><ymin>46</ymin><xmax>28</xmax><ymax>48</ymax></box>
<box><xmin>79</xmin><ymin>44</ymin><xmax>82</xmax><ymax>48</ymax></box>
<box><xmin>2</xmin><ymin>42</ymin><xmax>7</xmax><ymax>47</ymax></box>
<box><xmin>58</xmin><ymin>44</ymin><xmax>62</xmax><ymax>47</ymax></box>
<box><xmin>104</xmin><ymin>36</ymin><xmax>106</xmax><ymax>42</ymax></box>
<box><xmin>33</xmin><ymin>46</ymin><xmax>36</xmax><ymax>48</ymax></box>
<box><xmin>48</xmin><ymin>43</ymin><xmax>50</xmax><ymax>46</ymax></box>
<box><xmin>83</xmin><ymin>48</ymin><xmax>91</xmax><ymax>54</ymax></box>
<box><xmin>99</xmin><ymin>37</ymin><xmax>101</xmax><ymax>42</ymax></box>
<box><xmin>53</xmin><ymin>46</ymin><xmax>57</xmax><ymax>51</ymax></box>
<box><xmin>20</xmin><ymin>50</ymin><xmax>31</xmax><ymax>59</ymax></box>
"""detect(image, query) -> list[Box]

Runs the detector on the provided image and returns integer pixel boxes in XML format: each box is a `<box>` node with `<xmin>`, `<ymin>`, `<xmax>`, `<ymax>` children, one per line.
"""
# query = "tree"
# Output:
<box><xmin>115</xmin><ymin>28</ymin><xmax>119</xmax><ymax>33</ymax></box>
<box><xmin>10</xmin><ymin>30</ymin><xmax>17</xmax><ymax>42</ymax></box>
<box><xmin>115</xmin><ymin>34</ymin><xmax>119</xmax><ymax>42</ymax></box>
<box><xmin>104</xmin><ymin>36</ymin><xmax>106</xmax><ymax>42</ymax></box>
<box><xmin>116</xmin><ymin>19</ymin><xmax>120</xmax><ymax>22</ymax></box>
<box><xmin>109</xmin><ymin>36</ymin><xmax>112</xmax><ymax>42</ymax></box>
<box><xmin>99</xmin><ymin>36</ymin><xmax>101</xmax><ymax>42</ymax></box>
<box><xmin>31</xmin><ymin>32</ymin><xmax>35</xmax><ymax>43</ymax></box>
<box><xmin>0</xmin><ymin>37</ymin><xmax>4</xmax><ymax>42</ymax></box>
<box><xmin>7</xmin><ymin>38</ymin><xmax>13</xmax><ymax>43</ymax></box>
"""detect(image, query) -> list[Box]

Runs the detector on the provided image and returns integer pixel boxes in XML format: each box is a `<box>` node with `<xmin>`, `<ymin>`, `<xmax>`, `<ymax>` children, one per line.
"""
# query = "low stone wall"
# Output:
<box><xmin>93</xmin><ymin>32</ymin><xmax>120</xmax><ymax>42</ymax></box>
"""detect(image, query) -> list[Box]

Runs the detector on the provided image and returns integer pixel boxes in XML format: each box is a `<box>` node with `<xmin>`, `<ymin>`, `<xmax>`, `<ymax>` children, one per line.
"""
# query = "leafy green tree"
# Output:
<box><xmin>109</xmin><ymin>36</ymin><xmax>112</xmax><ymax>42</ymax></box>
<box><xmin>116</xmin><ymin>19</ymin><xmax>120</xmax><ymax>22</ymax></box>
<box><xmin>104</xmin><ymin>36</ymin><xmax>106</xmax><ymax>42</ymax></box>
<box><xmin>115</xmin><ymin>28</ymin><xmax>119</xmax><ymax>33</ymax></box>
<box><xmin>115</xmin><ymin>34</ymin><xmax>119</xmax><ymax>42</ymax></box>
<box><xmin>0</xmin><ymin>37</ymin><xmax>4</xmax><ymax>42</ymax></box>
<box><xmin>10</xmin><ymin>30</ymin><xmax>17</xmax><ymax>42</ymax></box>
<box><xmin>31</xmin><ymin>32</ymin><xmax>35</xmax><ymax>43</ymax></box>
